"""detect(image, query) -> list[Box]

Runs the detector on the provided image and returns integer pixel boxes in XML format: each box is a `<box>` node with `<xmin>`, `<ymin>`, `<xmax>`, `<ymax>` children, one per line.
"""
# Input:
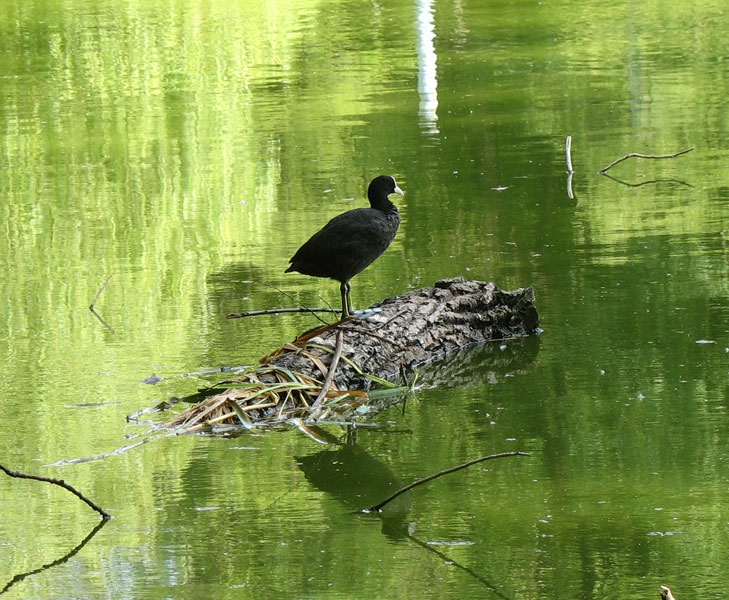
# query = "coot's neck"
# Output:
<box><xmin>368</xmin><ymin>191</ymin><xmax>398</xmax><ymax>214</ymax></box>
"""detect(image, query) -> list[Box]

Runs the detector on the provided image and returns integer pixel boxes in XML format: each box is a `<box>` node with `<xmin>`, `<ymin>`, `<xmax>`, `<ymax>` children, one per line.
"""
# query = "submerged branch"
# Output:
<box><xmin>364</xmin><ymin>451</ymin><xmax>530</xmax><ymax>513</ymax></box>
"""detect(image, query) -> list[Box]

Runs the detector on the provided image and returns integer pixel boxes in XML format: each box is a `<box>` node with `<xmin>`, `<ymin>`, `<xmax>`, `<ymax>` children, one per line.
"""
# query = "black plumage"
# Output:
<box><xmin>285</xmin><ymin>175</ymin><xmax>404</xmax><ymax>318</ymax></box>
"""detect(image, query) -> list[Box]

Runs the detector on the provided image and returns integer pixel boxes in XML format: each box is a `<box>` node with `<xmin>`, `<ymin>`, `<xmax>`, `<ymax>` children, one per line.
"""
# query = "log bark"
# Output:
<box><xmin>270</xmin><ymin>277</ymin><xmax>539</xmax><ymax>390</ymax></box>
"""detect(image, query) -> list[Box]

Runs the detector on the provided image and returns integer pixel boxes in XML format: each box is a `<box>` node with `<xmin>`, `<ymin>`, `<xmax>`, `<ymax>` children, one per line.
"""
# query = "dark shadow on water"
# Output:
<box><xmin>413</xmin><ymin>334</ymin><xmax>540</xmax><ymax>390</ymax></box>
<box><xmin>296</xmin><ymin>443</ymin><xmax>412</xmax><ymax>540</ymax></box>
<box><xmin>292</xmin><ymin>334</ymin><xmax>540</xmax><ymax>598</ymax></box>
<box><xmin>296</xmin><ymin>441</ymin><xmax>515</xmax><ymax>599</ymax></box>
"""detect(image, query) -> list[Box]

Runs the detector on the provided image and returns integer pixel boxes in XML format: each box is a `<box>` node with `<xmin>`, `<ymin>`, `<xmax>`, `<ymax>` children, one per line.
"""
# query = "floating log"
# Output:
<box><xmin>271</xmin><ymin>277</ymin><xmax>539</xmax><ymax>390</ymax></box>
<box><xmin>154</xmin><ymin>278</ymin><xmax>539</xmax><ymax>432</ymax></box>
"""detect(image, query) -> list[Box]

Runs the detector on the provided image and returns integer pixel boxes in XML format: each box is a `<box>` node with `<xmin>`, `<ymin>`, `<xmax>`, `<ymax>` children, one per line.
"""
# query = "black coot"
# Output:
<box><xmin>285</xmin><ymin>175</ymin><xmax>404</xmax><ymax>318</ymax></box>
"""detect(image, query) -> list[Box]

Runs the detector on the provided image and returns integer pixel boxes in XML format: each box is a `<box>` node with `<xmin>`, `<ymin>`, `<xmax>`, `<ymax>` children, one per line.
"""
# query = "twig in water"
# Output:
<box><xmin>565</xmin><ymin>136</ymin><xmax>574</xmax><ymax>174</ymax></box>
<box><xmin>89</xmin><ymin>275</ymin><xmax>112</xmax><ymax>310</ymax></box>
<box><xmin>44</xmin><ymin>430</ymin><xmax>180</xmax><ymax>467</ymax></box>
<box><xmin>227</xmin><ymin>306</ymin><xmax>340</xmax><ymax>319</ymax></box>
<box><xmin>565</xmin><ymin>136</ymin><xmax>576</xmax><ymax>199</ymax></box>
<box><xmin>88</xmin><ymin>275</ymin><xmax>114</xmax><ymax>332</ymax></box>
<box><xmin>364</xmin><ymin>451</ymin><xmax>530</xmax><ymax>513</ymax></box>
<box><xmin>598</xmin><ymin>147</ymin><xmax>694</xmax><ymax>174</ymax></box>
<box><xmin>246</xmin><ymin>280</ymin><xmax>332</xmax><ymax>326</ymax></box>
<box><xmin>0</xmin><ymin>463</ymin><xmax>111</xmax><ymax>520</ymax></box>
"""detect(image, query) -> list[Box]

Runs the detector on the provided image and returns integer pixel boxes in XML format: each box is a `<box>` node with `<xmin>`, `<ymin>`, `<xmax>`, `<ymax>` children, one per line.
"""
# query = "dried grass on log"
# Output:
<box><xmin>150</xmin><ymin>333</ymin><xmax>415</xmax><ymax>435</ymax></box>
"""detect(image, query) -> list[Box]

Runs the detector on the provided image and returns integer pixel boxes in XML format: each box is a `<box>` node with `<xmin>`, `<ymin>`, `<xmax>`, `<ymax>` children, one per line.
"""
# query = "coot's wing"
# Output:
<box><xmin>287</xmin><ymin>208</ymin><xmax>397</xmax><ymax>280</ymax></box>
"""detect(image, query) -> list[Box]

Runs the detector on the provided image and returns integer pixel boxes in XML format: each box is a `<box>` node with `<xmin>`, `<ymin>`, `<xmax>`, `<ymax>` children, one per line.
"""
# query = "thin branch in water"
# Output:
<box><xmin>88</xmin><ymin>275</ymin><xmax>114</xmax><ymax>332</ymax></box>
<box><xmin>364</xmin><ymin>451</ymin><xmax>530</xmax><ymax>513</ymax></box>
<box><xmin>598</xmin><ymin>147</ymin><xmax>694</xmax><ymax>174</ymax></box>
<box><xmin>565</xmin><ymin>136</ymin><xmax>576</xmax><ymax>200</ymax></box>
<box><xmin>227</xmin><ymin>306</ymin><xmax>340</xmax><ymax>319</ymax></box>
<box><xmin>0</xmin><ymin>463</ymin><xmax>111</xmax><ymax>520</ymax></box>
<box><xmin>247</xmin><ymin>280</ymin><xmax>332</xmax><ymax>326</ymax></box>
<box><xmin>44</xmin><ymin>430</ymin><xmax>180</xmax><ymax>467</ymax></box>
<box><xmin>89</xmin><ymin>275</ymin><xmax>112</xmax><ymax>310</ymax></box>
<box><xmin>565</xmin><ymin>136</ymin><xmax>574</xmax><ymax>174</ymax></box>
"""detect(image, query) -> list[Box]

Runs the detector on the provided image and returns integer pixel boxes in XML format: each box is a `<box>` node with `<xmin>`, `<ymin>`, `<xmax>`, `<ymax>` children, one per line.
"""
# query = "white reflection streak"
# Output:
<box><xmin>416</xmin><ymin>0</ymin><xmax>439</xmax><ymax>134</ymax></box>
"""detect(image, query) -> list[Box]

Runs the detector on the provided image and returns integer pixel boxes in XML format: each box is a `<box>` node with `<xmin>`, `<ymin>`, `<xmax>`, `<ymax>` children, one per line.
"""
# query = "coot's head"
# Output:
<box><xmin>368</xmin><ymin>175</ymin><xmax>404</xmax><ymax>200</ymax></box>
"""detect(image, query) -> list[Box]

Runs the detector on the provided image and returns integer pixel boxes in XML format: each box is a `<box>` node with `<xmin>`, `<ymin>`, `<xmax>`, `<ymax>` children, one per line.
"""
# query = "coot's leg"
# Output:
<box><xmin>339</xmin><ymin>281</ymin><xmax>351</xmax><ymax>319</ymax></box>
<box><xmin>345</xmin><ymin>281</ymin><xmax>352</xmax><ymax>316</ymax></box>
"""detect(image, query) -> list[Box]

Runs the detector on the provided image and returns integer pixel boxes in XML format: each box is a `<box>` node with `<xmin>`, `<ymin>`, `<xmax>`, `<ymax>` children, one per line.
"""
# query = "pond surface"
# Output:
<box><xmin>2</xmin><ymin>0</ymin><xmax>729</xmax><ymax>598</ymax></box>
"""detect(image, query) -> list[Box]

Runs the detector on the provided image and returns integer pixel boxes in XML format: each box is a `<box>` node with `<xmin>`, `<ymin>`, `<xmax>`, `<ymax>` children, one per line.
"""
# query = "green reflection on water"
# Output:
<box><xmin>2</xmin><ymin>0</ymin><xmax>729</xmax><ymax>598</ymax></box>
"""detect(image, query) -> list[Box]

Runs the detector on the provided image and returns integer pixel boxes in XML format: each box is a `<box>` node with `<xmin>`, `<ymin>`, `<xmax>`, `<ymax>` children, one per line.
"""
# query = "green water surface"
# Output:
<box><xmin>2</xmin><ymin>0</ymin><xmax>729</xmax><ymax>598</ymax></box>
